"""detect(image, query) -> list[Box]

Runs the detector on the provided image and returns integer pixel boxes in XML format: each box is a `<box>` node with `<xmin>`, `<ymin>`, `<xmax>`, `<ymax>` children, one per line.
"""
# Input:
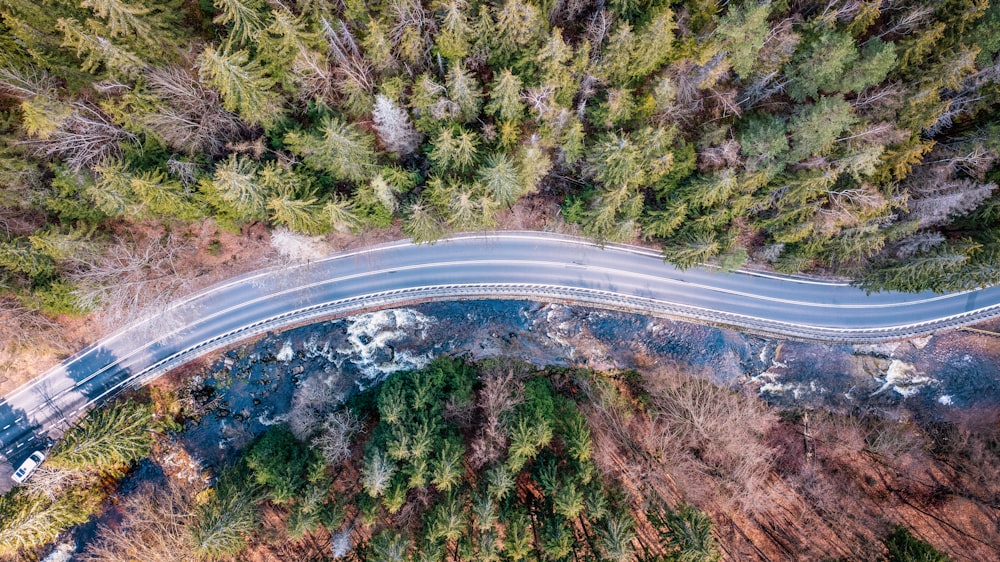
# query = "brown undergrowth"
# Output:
<box><xmin>582</xmin><ymin>363</ymin><xmax>1000</xmax><ymax>561</ymax></box>
<box><xmin>43</xmin><ymin>356</ymin><xmax>996</xmax><ymax>561</ymax></box>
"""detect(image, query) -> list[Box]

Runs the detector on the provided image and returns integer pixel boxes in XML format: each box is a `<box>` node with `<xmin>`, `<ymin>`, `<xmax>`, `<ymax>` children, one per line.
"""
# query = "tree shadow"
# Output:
<box><xmin>0</xmin><ymin>344</ymin><xmax>125</xmax><ymax>490</ymax></box>
<box><xmin>61</xmin><ymin>345</ymin><xmax>131</xmax><ymax>404</ymax></box>
<box><xmin>0</xmin><ymin>398</ymin><xmax>40</xmax><ymax>490</ymax></box>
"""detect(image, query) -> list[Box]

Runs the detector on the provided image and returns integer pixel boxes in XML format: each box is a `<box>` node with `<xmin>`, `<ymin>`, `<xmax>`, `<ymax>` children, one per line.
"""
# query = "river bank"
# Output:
<box><xmin>131</xmin><ymin>300</ymin><xmax>996</xmax><ymax>562</ymax></box>
<box><xmin>27</xmin><ymin>300</ymin><xmax>997</xmax><ymax>561</ymax></box>
<box><xmin>162</xmin><ymin>300</ymin><xmax>1000</xmax><ymax>468</ymax></box>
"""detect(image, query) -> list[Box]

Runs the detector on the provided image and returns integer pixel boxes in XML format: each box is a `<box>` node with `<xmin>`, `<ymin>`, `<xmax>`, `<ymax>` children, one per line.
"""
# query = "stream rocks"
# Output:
<box><xmin>177</xmin><ymin>300</ymin><xmax>1000</xmax><ymax>465</ymax></box>
<box><xmin>751</xmin><ymin>332</ymin><xmax>1000</xmax><ymax>413</ymax></box>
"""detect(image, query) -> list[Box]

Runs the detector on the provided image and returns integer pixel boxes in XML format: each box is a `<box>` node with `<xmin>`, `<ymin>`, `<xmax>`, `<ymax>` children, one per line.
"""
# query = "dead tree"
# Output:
<box><xmin>83</xmin><ymin>481</ymin><xmax>198</xmax><ymax>562</ymax></box>
<box><xmin>67</xmin><ymin>232</ymin><xmax>199</xmax><ymax>329</ymax></box>
<box><xmin>22</xmin><ymin>102</ymin><xmax>137</xmax><ymax>172</ymax></box>
<box><xmin>143</xmin><ymin>66</ymin><xmax>246</xmax><ymax>157</ymax></box>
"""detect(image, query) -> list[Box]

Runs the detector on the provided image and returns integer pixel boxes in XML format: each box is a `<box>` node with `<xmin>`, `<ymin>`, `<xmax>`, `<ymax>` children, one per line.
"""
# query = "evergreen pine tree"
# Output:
<box><xmin>191</xmin><ymin>464</ymin><xmax>258</xmax><ymax>561</ymax></box>
<box><xmin>213</xmin><ymin>0</ymin><xmax>267</xmax><ymax>48</ymax></box>
<box><xmin>57</xmin><ymin>17</ymin><xmax>144</xmax><ymax>78</ymax></box>
<box><xmin>478</xmin><ymin>153</ymin><xmax>522</xmax><ymax>207</ymax></box>
<box><xmin>268</xmin><ymin>190</ymin><xmax>327</xmax><ymax>235</ymax></box>
<box><xmin>204</xmin><ymin>154</ymin><xmax>267</xmax><ymax>223</ymax></box>
<box><xmin>0</xmin><ymin>489</ymin><xmax>100</xmax><ymax>556</ymax></box>
<box><xmin>81</xmin><ymin>0</ymin><xmax>151</xmax><ymax>41</ymax></box>
<box><xmin>431</xmin><ymin>440</ymin><xmax>464</xmax><ymax>492</ymax></box>
<box><xmin>284</xmin><ymin>117</ymin><xmax>377</xmax><ymax>182</ymax></box>
<box><xmin>662</xmin><ymin>231</ymin><xmax>722</xmax><ymax>269</ymax></box>
<box><xmin>446</xmin><ymin>63</ymin><xmax>482</xmax><ymax>123</ymax></box>
<box><xmin>47</xmin><ymin>401</ymin><xmax>153</xmax><ymax>473</ymax></box>
<box><xmin>598</xmin><ymin>514</ymin><xmax>637</xmax><ymax>562</ymax></box>
<box><xmin>434</xmin><ymin>0</ymin><xmax>472</xmax><ymax>61</ymax></box>
<box><xmin>324</xmin><ymin>195</ymin><xmax>362</xmax><ymax>233</ymax></box>
<box><xmin>198</xmin><ymin>46</ymin><xmax>281</xmax><ymax>128</ymax></box>
<box><xmin>715</xmin><ymin>1</ymin><xmax>772</xmax><ymax>79</ymax></box>
<box><xmin>404</xmin><ymin>200</ymin><xmax>446</xmax><ymax>243</ymax></box>
<box><xmin>788</xmin><ymin>96</ymin><xmax>857</xmax><ymax>162</ymax></box>
<box><xmin>484</xmin><ymin>68</ymin><xmax>525</xmax><ymax>123</ymax></box>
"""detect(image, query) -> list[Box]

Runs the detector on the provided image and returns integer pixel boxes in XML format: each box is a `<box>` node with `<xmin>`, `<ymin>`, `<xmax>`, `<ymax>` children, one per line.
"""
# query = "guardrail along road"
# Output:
<box><xmin>3</xmin><ymin>232</ymin><xmax>1000</xmax><ymax>484</ymax></box>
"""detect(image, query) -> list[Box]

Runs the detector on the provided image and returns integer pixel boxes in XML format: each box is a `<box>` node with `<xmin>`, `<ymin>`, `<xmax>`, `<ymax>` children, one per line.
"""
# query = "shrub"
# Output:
<box><xmin>884</xmin><ymin>525</ymin><xmax>950</xmax><ymax>562</ymax></box>
<box><xmin>244</xmin><ymin>425</ymin><xmax>324</xmax><ymax>505</ymax></box>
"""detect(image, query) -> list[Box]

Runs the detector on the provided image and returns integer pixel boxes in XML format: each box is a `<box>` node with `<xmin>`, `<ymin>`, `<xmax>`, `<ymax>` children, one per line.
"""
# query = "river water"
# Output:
<box><xmin>176</xmin><ymin>301</ymin><xmax>1000</xmax><ymax>465</ymax></box>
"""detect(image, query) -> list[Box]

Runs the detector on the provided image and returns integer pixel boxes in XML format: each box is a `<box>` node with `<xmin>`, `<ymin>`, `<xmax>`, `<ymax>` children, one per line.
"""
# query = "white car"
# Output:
<box><xmin>11</xmin><ymin>451</ymin><xmax>45</xmax><ymax>484</ymax></box>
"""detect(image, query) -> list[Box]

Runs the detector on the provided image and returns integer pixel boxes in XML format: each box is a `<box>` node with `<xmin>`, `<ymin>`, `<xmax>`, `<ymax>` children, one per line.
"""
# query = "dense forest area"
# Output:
<box><xmin>2</xmin><ymin>0</ymin><xmax>1000</xmax><ymax>340</ymax></box>
<box><xmin>2</xmin><ymin>356</ymin><xmax>993</xmax><ymax>560</ymax></box>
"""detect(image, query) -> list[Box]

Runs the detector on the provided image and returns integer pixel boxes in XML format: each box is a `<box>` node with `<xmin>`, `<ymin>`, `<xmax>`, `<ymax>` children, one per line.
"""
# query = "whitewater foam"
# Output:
<box><xmin>871</xmin><ymin>359</ymin><xmax>937</xmax><ymax>397</ymax></box>
<box><xmin>337</xmin><ymin>309</ymin><xmax>435</xmax><ymax>389</ymax></box>
<box><xmin>276</xmin><ymin>340</ymin><xmax>294</xmax><ymax>361</ymax></box>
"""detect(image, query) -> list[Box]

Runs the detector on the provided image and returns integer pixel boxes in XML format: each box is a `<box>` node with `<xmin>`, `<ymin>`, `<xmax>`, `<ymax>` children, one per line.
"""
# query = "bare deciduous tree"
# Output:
<box><xmin>287</xmin><ymin>374</ymin><xmax>340</xmax><ymax>440</ymax></box>
<box><xmin>906</xmin><ymin>170</ymin><xmax>997</xmax><ymax>228</ymax></box>
<box><xmin>389</xmin><ymin>0</ymin><xmax>437</xmax><ymax>70</ymax></box>
<box><xmin>0</xmin><ymin>297</ymin><xmax>67</xmax><ymax>357</ymax></box>
<box><xmin>289</xmin><ymin>46</ymin><xmax>337</xmax><ymax>104</ymax></box>
<box><xmin>83</xmin><ymin>481</ymin><xmax>198</xmax><ymax>562</ymax></box>
<box><xmin>862</xmin><ymin>418</ymin><xmax>925</xmax><ymax>460</ymax></box>
<box><xmin>698</xmin><ymin>139</ymin><xmax>742</xmax><ymax>172</ymax></box>
<box><xmin>361</xmin><ymin>450</ymin><xmax>396</xmax><ymax>498</ymax></box>
<box><xmin>890</xmin><ymin>231</ymin><xmax>946</xmax><ymax>259</ymax></box>
<box><xmin>643</xmin><ymin>373</ymin><xmax>779</xmax><ymax>515</ymax></box>
<box><xmin>143</xmin><ymin>66</ymin><xmax>245</xmax><ymax>157</ymax></box>
<box><xmin>0</xmin><ymin>66</ymin><xmax>59</xmax><ymax>101</ymax></box>
<box><xmin>22</xmin><ymin>102</ymin><xmax>137</xmax><ymax>172</ymax></box>
<box><xmin>468</xmin><ymin>363</ymin><xmax>524</xmax><ymax>469</ymax></box>
<box><xmin>321</xmin><ymin>17</ymin><xmax>376</xmax><ymax>115</ymax></box>
<box><xmin>24</xmin><ymin>465</ymin><xmax>94</xmax><ymax>502</ymax></box>
<box><xmin>166</xmin><ymin>157</ymin><xmax>200</xmax><ymax>188</ymax></box>
<box><xmin>67</xmin><ymin>232</ymin><xmax>199</xmax><ymax>329</ymax></box>
<box><xmin>313</xmin><ymin>409</ymin><xmax>362</xmax><ymax>467</ymax></box>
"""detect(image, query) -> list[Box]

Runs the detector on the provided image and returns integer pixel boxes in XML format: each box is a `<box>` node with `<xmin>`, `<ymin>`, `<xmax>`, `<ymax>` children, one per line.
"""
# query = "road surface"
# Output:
<box><xmin>3</xmin><ymin>231</ymin><xmax>1000</xmax><ymax>484</ymax></box>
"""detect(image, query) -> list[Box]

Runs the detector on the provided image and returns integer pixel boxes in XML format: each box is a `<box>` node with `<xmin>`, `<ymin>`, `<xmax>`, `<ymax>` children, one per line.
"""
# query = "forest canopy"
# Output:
<box><xmin>2</xmin><ymin>0</ymin><xmax>1000</xmax><ymax>321</ymax></box>
<box><xmin>3</xmin><ymin>354</ymin><xmax>985</xmax><ymax>560</ymax></box>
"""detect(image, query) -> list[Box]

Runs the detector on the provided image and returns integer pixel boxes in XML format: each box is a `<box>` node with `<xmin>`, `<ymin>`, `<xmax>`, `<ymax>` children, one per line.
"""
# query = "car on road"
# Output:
<box><xmin>11</xmin><ymin>451</ymin><xmax>45</xmax><ymax>484</ymax></box>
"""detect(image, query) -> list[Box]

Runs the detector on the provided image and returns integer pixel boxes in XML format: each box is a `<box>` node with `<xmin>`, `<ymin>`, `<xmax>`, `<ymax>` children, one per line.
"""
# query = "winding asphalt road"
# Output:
<box><xmin>3</xmin><ymin>231</ymin><xmax>1000</xmax><ymax>485</ymax></box>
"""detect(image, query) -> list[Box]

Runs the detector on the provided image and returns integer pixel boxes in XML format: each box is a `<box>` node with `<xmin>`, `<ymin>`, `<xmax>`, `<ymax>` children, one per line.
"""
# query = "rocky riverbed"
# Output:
<box><xmin>169</xmin><ymin>300</ymin><xmax>1000</xmax><ymax>465</ymax></box>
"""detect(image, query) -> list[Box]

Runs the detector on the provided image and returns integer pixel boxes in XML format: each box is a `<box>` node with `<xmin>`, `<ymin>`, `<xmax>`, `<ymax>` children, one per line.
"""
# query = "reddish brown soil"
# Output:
<box><xmin>583</xmin><ymin>363</ymin><xmax>1000</xmax><ymax>562</ymax></box>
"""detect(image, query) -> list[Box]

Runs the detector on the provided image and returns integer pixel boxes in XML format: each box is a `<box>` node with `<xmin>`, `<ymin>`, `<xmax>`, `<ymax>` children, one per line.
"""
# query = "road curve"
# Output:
<box><xmin>3</xmin><ymin>231</ymin><xmax>1000</xmax><ymax>482</ymax></box>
